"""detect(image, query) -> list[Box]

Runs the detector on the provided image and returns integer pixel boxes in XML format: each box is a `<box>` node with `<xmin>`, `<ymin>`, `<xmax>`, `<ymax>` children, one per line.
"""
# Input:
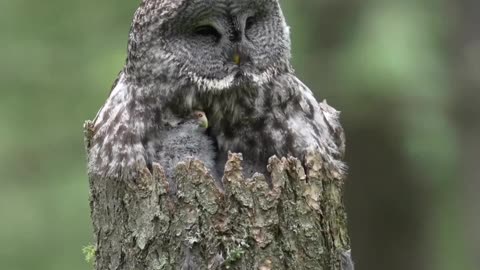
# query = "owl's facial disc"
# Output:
<box><xmin>158</xmin><ymin>0</ymin><xmax>291</xmax><ymax>91</ymax></box>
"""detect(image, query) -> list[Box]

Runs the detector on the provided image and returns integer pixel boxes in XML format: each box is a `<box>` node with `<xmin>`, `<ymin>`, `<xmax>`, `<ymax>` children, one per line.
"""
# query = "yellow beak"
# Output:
<box><xmin>233</xmin><ymin>53</ymin><xmax>241</xmax><ymax>65</ymax></box>
<box><xmin>199</xmin><ymin>115</ymin><xmax>209</xmax><ymax>129</ymax></box>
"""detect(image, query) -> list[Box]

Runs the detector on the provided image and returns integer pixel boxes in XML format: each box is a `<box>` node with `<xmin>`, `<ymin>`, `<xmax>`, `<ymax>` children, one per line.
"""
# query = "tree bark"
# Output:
<box><xmin>84</xmin><ymin>121</ymin><xmax>352</xmax><ymax>270</ymax></box>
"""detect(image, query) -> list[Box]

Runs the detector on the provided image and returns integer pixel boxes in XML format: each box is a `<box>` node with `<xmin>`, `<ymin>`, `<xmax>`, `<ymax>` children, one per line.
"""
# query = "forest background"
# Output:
<box><xmin>0</xmin><ymin>0</ymin><xmax>478</xmax><ymax>269</ymax></box>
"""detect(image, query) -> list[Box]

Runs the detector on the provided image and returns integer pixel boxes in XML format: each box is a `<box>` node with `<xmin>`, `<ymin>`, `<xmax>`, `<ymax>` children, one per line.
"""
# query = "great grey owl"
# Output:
<box><xmin>88</xmin><ymin>0</ymin><xmax>346</xmax><ymax>182</ymax></box>
<box><xmin>144</xmin><ymin>111</ymin><xmax>217</xmax><ymax>191</ymax></box>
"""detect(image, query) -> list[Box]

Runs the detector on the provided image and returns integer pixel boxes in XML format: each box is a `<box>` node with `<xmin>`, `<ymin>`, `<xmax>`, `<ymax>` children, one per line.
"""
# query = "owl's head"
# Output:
<box><xmin>127</xmin><ymin>0</ymin><xmax>292</xmax><ymax>91</ymax></box>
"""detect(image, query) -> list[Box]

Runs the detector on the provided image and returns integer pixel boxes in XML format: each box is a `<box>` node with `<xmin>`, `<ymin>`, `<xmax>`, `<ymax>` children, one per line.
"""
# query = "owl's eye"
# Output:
<box><xmin>194</xmin><ymin>25</ymin><xmax>221</xmax><ymax>41</ymax></box>
<box><xmin>245</xmin><ymin>16</ymin><xmax>256</xmax><ymax>31</ymax></box>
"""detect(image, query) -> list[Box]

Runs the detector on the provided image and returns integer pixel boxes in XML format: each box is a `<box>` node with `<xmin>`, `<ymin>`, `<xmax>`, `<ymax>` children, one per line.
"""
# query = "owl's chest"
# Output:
<box><xmin>197</xmin><ymin>87</ymin><xmax>259</xmax><ymax>125</ymax></box>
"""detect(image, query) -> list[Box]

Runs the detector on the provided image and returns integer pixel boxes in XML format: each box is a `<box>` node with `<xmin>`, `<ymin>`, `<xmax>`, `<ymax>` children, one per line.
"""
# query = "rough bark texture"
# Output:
<box><xmin>84</xmin><ymin>121</ymin><xmax>351</xmax><ymax>270</ymax></box>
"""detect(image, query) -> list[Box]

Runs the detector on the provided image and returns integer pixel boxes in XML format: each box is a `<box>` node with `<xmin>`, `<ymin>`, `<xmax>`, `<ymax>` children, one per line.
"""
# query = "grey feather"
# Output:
<box><xmin>88</xmin><ymin>0</ymin><xmax>346</xmax><ymax>184</ymax></box>
<box><xmin>341</xmin><ymin>250</ymin><xmax>355</xmax><ymax>270</ymax></box>
<box><xmin>146</xmin><ymin>116</ymin><xmax>217</xmax><ymax>192</ymax></box>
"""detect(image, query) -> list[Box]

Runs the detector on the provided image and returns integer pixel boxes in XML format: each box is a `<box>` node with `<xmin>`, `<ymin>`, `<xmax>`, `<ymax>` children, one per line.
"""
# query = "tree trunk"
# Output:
<box><xmin>84</xmin><ymin>121</ymin><xmax>352</xmax><ymax>270</ymax></box>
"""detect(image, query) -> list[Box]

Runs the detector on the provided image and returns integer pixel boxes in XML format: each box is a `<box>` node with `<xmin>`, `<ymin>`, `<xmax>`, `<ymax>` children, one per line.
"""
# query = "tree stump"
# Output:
<box><xmin>84</xmin><ymin>121</ymin><xmax>352</xmax><ymax>270</ymax></box>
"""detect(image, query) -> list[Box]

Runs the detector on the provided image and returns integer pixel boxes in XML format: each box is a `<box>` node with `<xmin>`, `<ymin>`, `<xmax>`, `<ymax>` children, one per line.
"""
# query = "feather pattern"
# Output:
<box><xmin>87</xmin><ymin>0</ymin><xmax>346</xmax><ymax>182</ymax></box>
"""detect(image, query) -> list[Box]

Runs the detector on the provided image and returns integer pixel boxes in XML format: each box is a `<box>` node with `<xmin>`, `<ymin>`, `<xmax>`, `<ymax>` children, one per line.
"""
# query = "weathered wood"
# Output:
<box><xmin>84</xmin><ymin>121</ymin><xmax>352</xmax><ymax>270</ymax></box>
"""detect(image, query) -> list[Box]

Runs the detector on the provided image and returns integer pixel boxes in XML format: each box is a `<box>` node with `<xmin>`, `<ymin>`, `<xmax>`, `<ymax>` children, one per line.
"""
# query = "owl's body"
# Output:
<box><xmin>173</xmin><ymin>74</ymin><xmax>345</xmax><ymax>177</ymax></box>
<box><xmin>145</xmin><ymin>111</ymin><xmax>217</xmax><ymax>189</ymax></box>
<box><xmin>88</xmin><ymin>0</ymin><xmax>345</xmax><ymax>181</ymax></box>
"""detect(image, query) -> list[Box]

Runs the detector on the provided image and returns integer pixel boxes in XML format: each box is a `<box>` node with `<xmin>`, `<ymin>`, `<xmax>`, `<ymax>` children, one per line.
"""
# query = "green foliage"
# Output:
<box><xmin>224</xmin><ymin>246</ymin><xmax>247</xmax><ymax>269</ymax></box>
<box><xmin>82</xmin><ymin>244</ymin><xmax>96</xmax><ymax>265</ymax></box>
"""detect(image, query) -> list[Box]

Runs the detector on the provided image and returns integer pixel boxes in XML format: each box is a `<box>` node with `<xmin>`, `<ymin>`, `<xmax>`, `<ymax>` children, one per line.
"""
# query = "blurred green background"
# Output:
<box><xmin>0</xmin><ymin>0</ymin><xmax>477</xmax><ymax>269</ymax></box>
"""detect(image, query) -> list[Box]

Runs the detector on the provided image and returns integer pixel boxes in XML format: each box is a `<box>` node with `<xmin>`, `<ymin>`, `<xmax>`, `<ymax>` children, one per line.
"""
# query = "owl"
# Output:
<box><xmin>88</xmin><ymin>0</ymin><xmax>345</xmax><ymax>182</ymax></box>
<box><xmin>145</xmin><ymin>111</ymin><xmax>218</xmax><ymax>191</ymax></box>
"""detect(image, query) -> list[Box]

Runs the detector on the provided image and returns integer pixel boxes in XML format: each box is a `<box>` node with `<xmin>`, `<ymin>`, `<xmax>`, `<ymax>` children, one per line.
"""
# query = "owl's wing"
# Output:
<box><xmin>318</xmin><ymin>99</ymin><xmax>346</xmax><ymax>159</ymax></box>
<box><xmin>286</xmin><ymin>75</ymin><xmax>346</xmax><ymax>160</ymax></box>
<box><xmin>92</xmin><ymin>70</ymin><xmax>126</xmax><ymax>127</ymax></box>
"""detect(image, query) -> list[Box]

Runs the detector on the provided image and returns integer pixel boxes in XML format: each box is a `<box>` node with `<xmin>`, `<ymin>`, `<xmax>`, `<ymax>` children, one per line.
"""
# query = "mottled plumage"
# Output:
<box><xmin>145</xmin><ymin>111</ymin><xmax>217</xmax><ymax>191</ymax></box>
<box><xmin>88</xmin><ymin>0</ymin><xmax>346</xmax><ymax>182</ymax></box>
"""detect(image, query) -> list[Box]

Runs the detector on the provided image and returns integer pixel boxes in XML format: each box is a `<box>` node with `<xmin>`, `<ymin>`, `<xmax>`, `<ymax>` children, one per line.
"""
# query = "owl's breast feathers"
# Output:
<box><xmin>199</xmin><ymin>73</ymin><xmax>346</xmax><ymax>174</ymax></box>
<box><xmin>88</xmin><ymin>70</ymin><xmax>345</xmax><ymax>179</ymax></box>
